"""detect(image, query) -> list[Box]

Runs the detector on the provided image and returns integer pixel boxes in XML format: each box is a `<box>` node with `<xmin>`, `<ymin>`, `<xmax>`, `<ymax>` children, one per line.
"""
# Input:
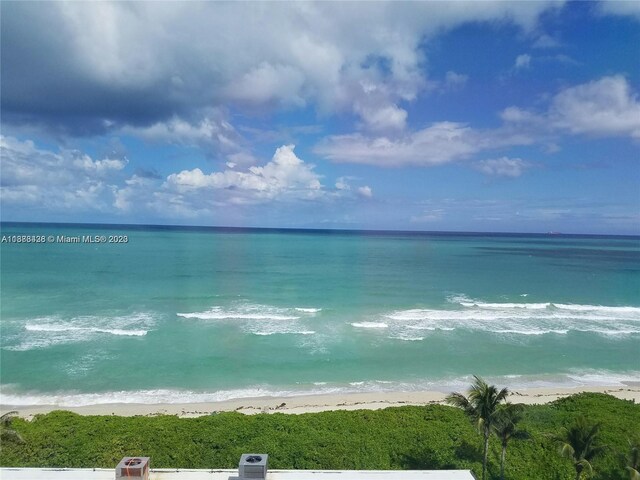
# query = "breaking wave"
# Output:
<box><xmin>3</xmin><ymin>313</ymin><xmax>155</xmax><ymax>351</ymax></box>
<box><xmin>350</xmin><ymin>295</ymin><xmax>640</xmax><ymax>341</ymax></box>
<box><xmin>177</xmin><ymin>302</ymin><xmax>320</xmax><ymax>337</ymax></box>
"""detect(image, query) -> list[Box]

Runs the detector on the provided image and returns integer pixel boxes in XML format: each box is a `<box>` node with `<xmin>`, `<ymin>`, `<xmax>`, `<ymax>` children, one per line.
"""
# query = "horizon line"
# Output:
<box><xmin>1</xmin><ymin>220</ymin><xmax>638</xmax><ymax>239</ymax></box>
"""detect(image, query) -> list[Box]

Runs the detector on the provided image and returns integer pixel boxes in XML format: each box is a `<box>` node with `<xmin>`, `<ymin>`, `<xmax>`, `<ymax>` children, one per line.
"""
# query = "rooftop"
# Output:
<box><xmin>0</xmin><ymin>468</ymin><xmax>476</xmax><ymax>480</ymax></box>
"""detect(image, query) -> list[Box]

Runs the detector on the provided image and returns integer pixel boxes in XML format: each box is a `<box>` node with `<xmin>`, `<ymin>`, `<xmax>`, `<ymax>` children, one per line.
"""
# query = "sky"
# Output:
<box><xmin>1</xmin><ymin>1</ymin><xmax>639</xmax><ymax>234</ymax></box>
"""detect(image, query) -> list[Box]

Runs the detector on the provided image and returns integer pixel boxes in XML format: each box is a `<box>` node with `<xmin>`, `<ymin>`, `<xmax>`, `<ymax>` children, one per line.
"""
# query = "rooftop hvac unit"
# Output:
<box><xmin>115</xmin><ymin>457</ymin><xmax>150</xmax><ymax>480</ymax></box>
<box><xmin>239</xmin><ymin>453</ymin><xmax>269</xmax><ymax>479</ymax></box>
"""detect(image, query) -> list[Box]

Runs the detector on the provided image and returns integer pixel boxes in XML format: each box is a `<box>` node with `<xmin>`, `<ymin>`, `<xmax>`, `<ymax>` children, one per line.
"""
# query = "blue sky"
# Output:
<box><xmin>1</xmin><ymin>1</ymin><xmax>639</xmax><ymax>234</ymax></box>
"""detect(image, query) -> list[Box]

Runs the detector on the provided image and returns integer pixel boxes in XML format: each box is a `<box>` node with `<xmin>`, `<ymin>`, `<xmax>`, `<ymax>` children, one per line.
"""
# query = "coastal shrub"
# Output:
<box><xmin>1</xmin><ymin>393</ymin><xmax>638</xmax><ymax>479</ymax></box>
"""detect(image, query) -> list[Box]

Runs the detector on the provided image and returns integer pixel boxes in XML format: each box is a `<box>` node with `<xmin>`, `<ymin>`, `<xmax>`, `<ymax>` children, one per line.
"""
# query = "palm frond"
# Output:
<box><xmin>575</xmin><ymin>458</ymin><xmax>593</xmax><ymax>476</ymax></box>
<box><xmin>0</xmin><ymin>429</ymin><xmax>25</xmax><ymax>444</ymax></box>
<box><xmin>445</xmin><ymin>392</ymin><xmax>471</xmax><ymax>410</ymax></box>
<box><xmin>0</xmin><ymin>411</ymin><xmax>19</xmax><ymax>427</ymax></box>
<box><xmin>626</xmin><ymin>466</ymin><xmax>640</xmax><ymax>480</ymax></box>
<box><xmin>559</xmin><ymin>442</ymin><xmax>576</xmax><ymax>459</ymax></box>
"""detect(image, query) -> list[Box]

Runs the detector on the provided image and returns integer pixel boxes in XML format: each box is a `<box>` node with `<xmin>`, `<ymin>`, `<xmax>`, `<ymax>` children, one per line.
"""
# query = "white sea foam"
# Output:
<box><xmin>355</xmin><ymin>296</ymin><xmax>640</xmax><ymax>341</ymax></box>
<box><xmin>25</xmin><ymin>324</ymin><xmax>147</xmax><ymax>337</ymax></box>
<box><xmin>391</xmin><ymin>334</ymin><xmax>425</xmax><ymax>341</ymax></box>
<box><xmin>295</xmin><ymin>308</ymin><xmax>321</xmax><ymax>313</ymax></box>
<box><xmin>351</xmin><ymin>322</ymin><xmax>389</xmax><ymax>329</ymax></box>
<box><xmin>252</xmin><ymin>330</ymin><xmax>316</xmax><ymax>336</ymax></box>
<box><xmin>493</xmin><ymin>329</ymin><xmax>569</xmax><ymax>336</ymax></box>
<box><xmin>176</xmin><ymin>302</ymin><xmax>322</xmax><ymax>337</ymax></box>
<box><xmin>3</xmin><ymin>370</ymin><xmax>638</xmax><ymax>406</ymax></box>
<box><xmin>177</xmin><ymin>309</ymin><xmax>299</xmax><ymax>321</ymax></box>
<box><xmin>3</xmin><ymin>313</ymin><xmax>155</xmax><ymax>351</ymax></box>
<box><xmin>178</xmin><ymin>303</ymin><xmax>321</xmax><ymax>322</ymax></box>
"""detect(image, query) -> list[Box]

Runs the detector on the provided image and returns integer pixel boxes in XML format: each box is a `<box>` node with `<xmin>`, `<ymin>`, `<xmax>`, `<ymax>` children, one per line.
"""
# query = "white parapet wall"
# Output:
<box><xmin>0</xmin><ymin>468</ymin><xmax>476</xmax><ymax>480</ymax></box>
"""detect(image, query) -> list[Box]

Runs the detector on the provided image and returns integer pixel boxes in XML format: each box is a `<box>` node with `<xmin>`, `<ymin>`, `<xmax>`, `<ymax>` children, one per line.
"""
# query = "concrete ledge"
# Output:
<box><xmin>0</xmin><ymin>468</ymin><xmax>476</xmax><ymax>479</ymax></box>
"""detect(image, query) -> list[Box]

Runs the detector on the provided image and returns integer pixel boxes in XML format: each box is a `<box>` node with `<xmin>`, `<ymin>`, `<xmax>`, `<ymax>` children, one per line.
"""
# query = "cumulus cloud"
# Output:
<box><xmin>0</xmin><ymin>136</ymin><xmax>125</xmax><ymax>211</ymax></box>
<box><xmin>335</xmin><ymin>177</ymin><xmax>351</xmax><ymax>191</ymax></box>
<box><xmin>225</xmin><ymin>62</ymin><xmax>307</xmax><ymax>108</ymax></box>
<box><xmin>1</xmin><ymin>1</ymin><xmax>563</xmax><ymax>137</ymax></box>
<box><xmin>473</xmin><ymin>157</ymin><xmax>532</xmax><ymax>177</ymax></box>
<box><xmin>314</xmin><ymin>122</ymin><xmax>532</xmax><ymax>167</ymax></box>
<box><xmin>123</xmin><ymin>112</ymin><xmax>242</xmax><ymax>151</ymax></box>
<box><xmin>502</xmin><ymin>75</ymin><xmax>640</xmax><ymax>139</ymax></box>
<box><xmin>357</xmin><ymin>186</ymin><xmax>373</xmax><ymax>198</ymax></box>
<box><xmin>2</xmin><ymin>137</ymin><xmax>374</xmax><ymax>221</ymax></box>
<box><xmin>355</xmin><ymin>103</ymin><xmax>408</xmax><ymax>131</ymax></box>
<box><xmin>165</xmin><ymin>145</ymin><xmax>322</xmax><ymax>202</ymax></box>
<box><xmin>549</xmin><ymin>75</ymin><xmax>640</xmax><ymax>138</ymax></box>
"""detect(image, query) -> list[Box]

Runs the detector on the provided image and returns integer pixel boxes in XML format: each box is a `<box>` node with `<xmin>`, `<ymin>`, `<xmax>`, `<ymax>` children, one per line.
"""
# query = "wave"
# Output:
<box><xmin>25</xmin><ymin>324</ymin><xmax>147</xmax><ymax>337</ymax></box>
<box><xmin>253</xmin><ymin>330</ymin><xmax>316</xmax><ymax>336</ymax></box>
<box><xmin>3</xmin><ymin>370</ymin><xmax>638</xmax><ymax>406</ymax></box>
<box><xmin>449</xmin><ymin>294</ymin><xmax>640</xmax><ymax>315</ymax></box>
<box><xmin>348</xmin><ymin>296</ymin><xmax>640</xmax><ymax>341</ymax></box>
<box><xmin>178</xmin><ymin>303</ymin><xmax>321</xmax><ymax>322</ymax></box>
<box><xmin>177</xmin><ymin>310</ymin><xmax>299</xmax><ymax>321</ymax></box>
<box><xmin>3</xmin><ymin>313</ymin><xmax>155</xmax><ymax>351</ymax></box>
<box><xmin>351</xmin><ymin>322</ymin><xmax>389</xmax><ymax>329</ymax></box>
<box><xmin>177</xmin><ymin>302</ymin><xmax>321</xmax><ymax>337</ymax></box>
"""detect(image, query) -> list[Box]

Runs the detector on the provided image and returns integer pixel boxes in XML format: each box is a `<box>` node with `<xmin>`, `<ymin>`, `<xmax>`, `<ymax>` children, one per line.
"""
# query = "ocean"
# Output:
<box><xmin>1</xmin><ymin>222</ymin><xmax>639</xmax><ymax>406</ymax></box>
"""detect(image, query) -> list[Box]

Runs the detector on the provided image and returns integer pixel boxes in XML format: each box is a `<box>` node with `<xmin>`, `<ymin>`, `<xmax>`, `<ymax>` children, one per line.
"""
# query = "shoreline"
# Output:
<box><xmin>3</xmin><ymin>385</ymin><xmax>638</xmax><ymax>419</ymax></box>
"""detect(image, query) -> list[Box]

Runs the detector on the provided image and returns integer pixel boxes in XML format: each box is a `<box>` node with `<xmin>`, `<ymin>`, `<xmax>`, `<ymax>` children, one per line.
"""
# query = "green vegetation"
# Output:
<box><xmin>624</xmin><ymin>438</ymin><xmax>640</xmax><ymax>480</ymax></box>
<box><xmin>492</xmin><ymin>403</ymin><xmax>528</xmax><ymax>480</ymax></box>
<box><xmin>446</xmin><ymin>375</ymin><xmax>509</xmax><ymax>480</ymax></box>
<box><xmin>1</xmin><ymin>393</ymin><xmax>638</xmax><ymax>479</ymax></box>
<box><xmin>552</xmin><ymin>415</ymin><xmax>606</xmax><ymax>480</ymax></box>
<box><xmin>0</xmin><ymin>411</ymin><xmax>24</xmax><ymax>446</ymax></box>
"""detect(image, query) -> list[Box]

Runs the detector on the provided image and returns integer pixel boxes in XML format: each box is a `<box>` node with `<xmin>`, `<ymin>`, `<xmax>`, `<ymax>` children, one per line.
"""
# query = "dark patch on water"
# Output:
<box><xmin>474</xmin><ymin>246</ymin><xmax>640</xmax><ymax>264</ymax></box>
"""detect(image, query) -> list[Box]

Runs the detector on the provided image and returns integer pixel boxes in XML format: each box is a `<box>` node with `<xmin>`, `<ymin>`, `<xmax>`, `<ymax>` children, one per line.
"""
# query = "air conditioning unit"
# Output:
<box><xmin>115</xmin><ymin>457</ymin><xmax>150</xmax><ymax>480</ymax></box>
<box><xmin>239</xmin><ymin>453</ymin><xmax>268</xmax><ymax>479</ymax></box>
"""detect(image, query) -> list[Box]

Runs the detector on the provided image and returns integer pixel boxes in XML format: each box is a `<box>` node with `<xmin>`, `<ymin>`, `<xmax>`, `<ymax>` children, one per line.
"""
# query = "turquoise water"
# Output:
<box><xmin>1</xmin><ymin>223</ymin><xmax>639</xmax><ymax>406</ymax></box>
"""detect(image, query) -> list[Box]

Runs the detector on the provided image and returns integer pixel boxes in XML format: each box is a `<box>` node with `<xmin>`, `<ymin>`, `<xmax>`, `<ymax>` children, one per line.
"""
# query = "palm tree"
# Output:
<box><xmin>446</xmin><ymin>375</ymin><xmax>509</xmax><ymax>480</ymax></box>
<box><xmin>492</xmin><ymin>403</ymin><xmax>528</xmax><ymax>480</ymax></box>
<box><xmin>553</xmin><ymin>415</ymin><xmax>606</xmax><ymax>480</ymax></box>
<box><xmin>0</xmin><ymin>411</ymin><xmax>24</xmax><ymax>445</ymax></box>
<box><xmin>626</xmin><ymin>438</ymin><xmax>640</xmax><ymax>480</ymax></box>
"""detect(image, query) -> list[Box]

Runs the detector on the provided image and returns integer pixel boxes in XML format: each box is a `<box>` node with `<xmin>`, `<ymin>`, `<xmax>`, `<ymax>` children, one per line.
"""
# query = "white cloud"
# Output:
<box><xmin>0</xmin><ymin>136</ymin><xmax>123</xmax><ymax>211</ymax></box>
<box><xmin>3</xmin><ymin>1</ymin><xmax>564</xmax><ymax>137</ymax></box>
<box><xmin>515</xmin><ymin>54</ymin><xmax>532</xmax><ymax>69</ymax></box>
<box><xmin>315</xmin><ymin>122</ymin><xmax>532</xmax><ymax>167</ymax></box>
<box><xmin>1</xmin><ymin>135</ymin><xmax>376</xmax><ymax>221</ymax></box>
<box><xmin>165</xmin><ymin>144</ymin><xmax>322</xmax><ymax>203</ymax></box>
<box><xmin>355</xmin><ymin>103</ymin><xmax>408</xmax><ymax>131</ymax></box>
<box><xmin>122</xmin><ymin>112</ymin><xmax>242</xmax><ymax>151</ymax></box>
<box><xmin>500</xmin><ymin>106</ymin><xmax>542</xmax><ymax>124</ymax></box>
<box><xmin>473</xmin><ymin>157</ymin><xmax>532</xmax><ymax>177</ymax></box>
<box><xmin>357</xmin><ymin>186</ymin><xmax>373</xmax><ymax>198</ymax></box>
<box><xmin>598</xmin><ymin>1</ymin><xmax>640</xmax><ymax>20</ymax></box>
<box><xmin>502</xmin><ymin>75</ymin><xmax>640</xmax><ymax>139</ymax></box>
<box><xmin>73</xmin><ymin>156</ymin><xmax>127</xmax><ymax>175</ymax></box>
<box><xmin>444</xmin><ymin>71</ymin><xmax>469</xmax><ymax>90</ymax></box>
<box><xmin>532</xmin><ymin>34</ymin><xmax>561</xmax><ymax>48</ymax></box>
<box><xmin>225</xmin><ymin>62</ymin><xmax>306</xmax><ymax>107</ymax></box>
<box><xmin>549</xmin><ymin>75</ymin><xmax>640</xmax><ymax>138</ymax></box>
<box><xmin>335</xmin><ymin>177</ymin><xmax>351</xmax><ymax>191</ymax></box>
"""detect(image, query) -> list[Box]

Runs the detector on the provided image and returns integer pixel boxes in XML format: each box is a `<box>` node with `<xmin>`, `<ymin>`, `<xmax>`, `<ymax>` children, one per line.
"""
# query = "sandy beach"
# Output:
<box><xmin>2</xmin><ymin>385</ymin><xmax>638</xmax><ymax>420</ymax></box>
